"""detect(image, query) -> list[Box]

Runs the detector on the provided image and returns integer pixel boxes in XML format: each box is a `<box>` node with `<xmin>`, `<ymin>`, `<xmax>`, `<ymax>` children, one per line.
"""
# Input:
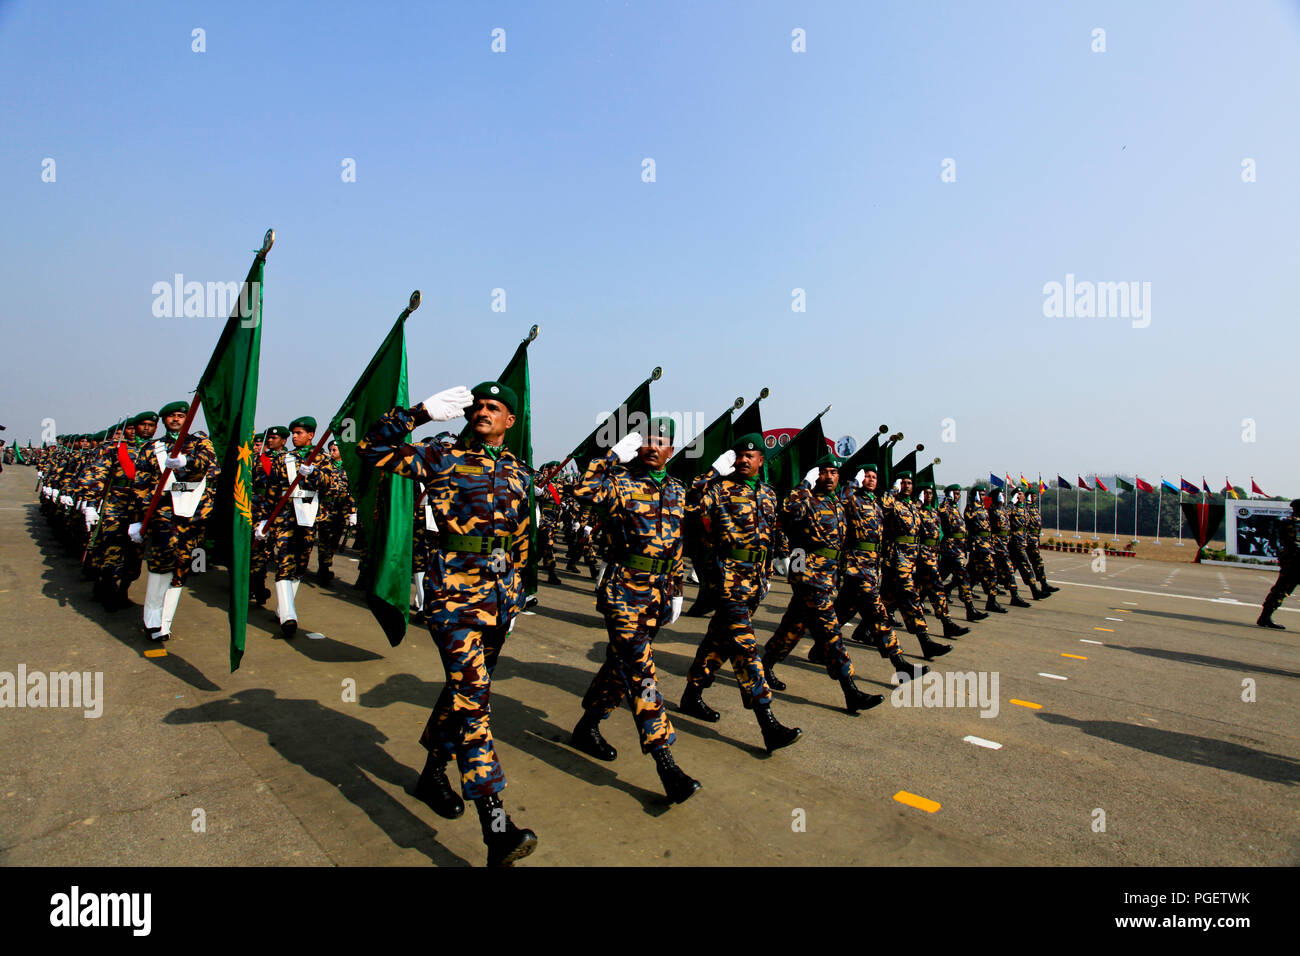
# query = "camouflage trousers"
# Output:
<box><xmin>412</xmin><ymin>524</ymin><xmax>435</xmax><ymax>575</ymax></box>
<box><xmin>97</xmin><ymin>510</ymin><xmax>143</xmax><ymax>591</ymax></box>
<box><xmin>583</xmin><ymin>601</ymin><xmax>676</xmax><ymax>753</ymax></box>
<box><xmin>1026</xmin><ymin>539</ymin><xmax>1047</xmax><ymax>582</ymax></box>
<box><xmin>315</xmin><ymin>514</ymin><xmax>344</xmax><ymax>573</ymax></box>
<box><xmin>272</xmin><ymin>522</ymin><xmax>315</xmax><ymax>581</ymax></box>
<box><xmin>764</xmin><ymin>581</ymin><xmax>855</xmax><ymax>681</ymax></box>
<box><xmin>1008</xmin><ymin>536</ymin><xmax>1037</xmax><ymax>589</ymax></box>
<box><xmin>834</xmin><ymin>567</ymin><xmax>900</xmax><ymax>656</ymax></box>
<box><xmin>538</xmin><ymin>520</ymin><xmax>558</xmax><ymax>573</ymax></box>
<box><xmin>1262</xmin><ymin>559</ymin><xmax>1300</xmax><ymax>613</ymax></box>
<box><xmin>939</xmin><ymin>542</ymin><xmax>975</xmax><ymax>604</ymax></box>
<box><xmin>991</xmin><ymin>541</ymin><xmax>1024</xmax><ymax>594</ymax></box>
<box><xmin>884</xmin><ymin>546</ymin><xmax>928</xmax><ymax>634</ymax></box>
<box><xmin>251</xmin><ymin>533</ymin><xmax>270</xmax><ymax>576</ymax></box>
<box><xmin>144</xmin><ymin>515</ymin><xmax>206</xmax><ymax>587</ymax></box>
<box><xmin>685</xmin><ymin>594</ymin><xmax>773</xmax><ymax>708</ymax></box>
<box><xmin>418</xmin><ymin>622</ymin><xmax>509</xmax><ymax>799</ymax></box>
<box><xmin>966</xmin><ymin>541</ymin><xmax>1000</xmax><ymax>596</ymax></box>
<box><xmin>916</xmin><ymin>548</ymin><xmax>949</xmax><ymax>619</ymax></box>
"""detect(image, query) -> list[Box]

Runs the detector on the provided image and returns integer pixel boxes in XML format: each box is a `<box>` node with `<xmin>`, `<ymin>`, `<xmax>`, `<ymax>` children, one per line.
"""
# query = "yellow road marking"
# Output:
<box><xmin>893</xmin><ymin>791</ymin><xmax>941</xmax><ymax>813</ymax></box>
<box><xmin>144</xmin><ymin>648</ymin><xmax>168</xmax><ymax>658</ymax></box>
<box><xmin>1094</xmin><ymin>627</ymin><xmax>1114</xmax><ymax>632</ymax></box>
<box><xmin>1009</xmin><ymin>698</ymin><xmax>1042</xmax><ymax>710</ymax></box>
<box><xmin>1061</xmin><ymin>653</ymin><xmax>1088</xmax><ymax>660</ymax></box>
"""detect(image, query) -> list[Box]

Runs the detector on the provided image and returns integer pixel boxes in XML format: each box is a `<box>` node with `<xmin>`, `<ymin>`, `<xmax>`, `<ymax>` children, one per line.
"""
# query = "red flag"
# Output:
<box><xmin>1094</xmin><ymin>476</ymin><xmax>1109</xmax><ymax>492</ymax></box>
<box><xmin>1251</xmin><ymin>478</ymin><xmax>1266</xmax><ymax>496</ymax></box>
<box><xmin>116</xmin><ymin>441</ymin><xmax>136</xmax><ymax>480</ymax></box>
<box><xmin>1135</xmin><ymin>476</ymin><xmax>1154</xmax><ymax>493</ymax></box>
<box><xmin>1077</xmin><ymin>476</ymin><xmax>1090</xmax><ymax>490</ymax></box>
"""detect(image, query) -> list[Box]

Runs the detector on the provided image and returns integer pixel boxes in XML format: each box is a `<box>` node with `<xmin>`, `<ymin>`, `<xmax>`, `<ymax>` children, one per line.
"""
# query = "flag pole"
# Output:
<box><xmin>1176</xmin><ymin>485</ymin><xmax>1184</xmax><ymax>546</ymax></box>
<box><xmin>1155</xmin><ymin>477</ymin><xmax>1162</xmax><ymax>544</ymax></box>
<box><xmin>1074</xmin><ymin>484</ymin><xmax>1080</xmax><ymax>537</ymax></box>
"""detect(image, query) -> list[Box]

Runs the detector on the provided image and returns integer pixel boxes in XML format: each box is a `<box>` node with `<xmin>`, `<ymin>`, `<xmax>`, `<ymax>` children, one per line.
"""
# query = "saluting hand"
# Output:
<box><xmin>421</xmin><ymin>386</ymin><xmax>475</xmax><ymax>422</ymax></box>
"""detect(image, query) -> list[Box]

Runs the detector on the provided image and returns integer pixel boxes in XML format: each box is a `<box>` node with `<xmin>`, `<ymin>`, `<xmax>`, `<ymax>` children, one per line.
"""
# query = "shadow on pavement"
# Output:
<box><xmin>1108</xmin><ymin>643</ymin><xmax>1300</xmax><ymax>680</ymax></box>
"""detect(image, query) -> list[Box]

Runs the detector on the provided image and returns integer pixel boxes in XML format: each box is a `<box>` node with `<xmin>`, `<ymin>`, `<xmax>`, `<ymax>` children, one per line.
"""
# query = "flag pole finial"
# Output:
<box><xmin>258</xmin><ymin>228</ymin><xmax>275</xmax><ymax>258</ymax></box>
<box><xmin>650</xmin><ymin>366</ymin><xmax>663</xmax><ymax>382</ymax></box>
<box><xmin>757</xmin><ymin>387</ymin><xmax>770</xmax><ymax>400</ymax></box>
<box><xmin>732</xmin><ymin>396</ymin><xmax>744</xmax><ymax>410</ymax></box>
<box><xmin>526</xmin><ymin>324</ymin><xmax>539</xmax><ymax>343</ymax></box>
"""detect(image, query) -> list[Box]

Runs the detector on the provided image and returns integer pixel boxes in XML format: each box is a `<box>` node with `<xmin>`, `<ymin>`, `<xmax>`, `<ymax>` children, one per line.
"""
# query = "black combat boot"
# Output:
<box><xmin>678</xmin><ymin>686</ymin><xmax>720</xmax><ymax>723</ymax></box>
<box><xmin>546</xmin><ymin>570</ymin><xmax>562</xmax><ymax>585</ymax></box>
<box><xmin>1029</xmin><ymin>583</ymin><xmax>1049</xmax><ymax>600</ymax></box>
<box><xmin>890</xmin><ymin>652</ymin><xmax>928</xmax><ymax>683</ymax></box>
<box><xmin>280</xmin><ymin>619</ymin><xmax>297</xmax><ymax>639</ymax></box>
<box><xmin>316</xmin><ymin>567</ymin><xmax>334</xmax><ymax>586</ymax></box>
<box><xmin>1009</xmin><ymin>589</ymin><xmax>1032</xmax><ymax>608</ymax></box>
<box><xmin>1038</xmin><ymin>576</ymin><xmax>1060</xmax><ymax>594</ymax></box>
<box><xmin>762</xmin><ymin>653</ymin><xmax>787</xmax><ymax>691</ymax></box>
<box><xmin>985</xmin><ymin>594</ymin><xmax>1008</xmax><ymax>614</ymax></box>
<box><xmin>754</xmin><ymin>703</ymin><xmax>802</xmax><ymax>753</ymax></box>
<box><xmin>413</xmin><ymin>751</ymin><xmax>464</xmax><ymax>819</ymax></box>
<box><xmin>251</xmin><ymin>575</ymin><xmax>270</xmax><ymax>606</ymax></box>
<box><xmin>840</xmin><ymin>676</ymin><xmax>885</xmax><ymax>714</ymax></box>
<box><xmin>570</xmin><ymin>711</ymin><xmax>617</xmax><ymax>761</ymax></box>
<box><xmin>652</xmin><ymin>746</ymin><xmax>701</xmax><ymax>803</ymax></box>
<box><xmin>475</xmin><ymin>794</ymin><xmax>538</xmax><ymax>867</ymax></box>
<box><xmin>965</xmin><ymin>601</ymin><xmax>988</xmax><ymax>622</ymax></box>
<box><xmin>808</xmin><ymin>641</ymin><xmax>827</xmax><ymax>665</ymax></box>
<box><xmin>1257</xmin><ymin>607</ymin><xmax>1285</xmax><ymax>630</ymax></box>
<box><xmin>941</xmin><ymin>616</ymin><xmax>970</xmax><ymax>638</ymax></box>
<box><xmin>916</xmin><ymin>630</ymin><xmax>952</xmax><ymax>660</ymax></box>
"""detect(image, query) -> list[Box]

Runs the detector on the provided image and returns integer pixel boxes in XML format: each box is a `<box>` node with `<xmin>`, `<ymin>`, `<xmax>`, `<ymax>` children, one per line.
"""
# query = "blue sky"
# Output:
<box><xmin>2</xmin><ymin>1</ymin><xmax>1298</xmax><ymax>491</ymax></box>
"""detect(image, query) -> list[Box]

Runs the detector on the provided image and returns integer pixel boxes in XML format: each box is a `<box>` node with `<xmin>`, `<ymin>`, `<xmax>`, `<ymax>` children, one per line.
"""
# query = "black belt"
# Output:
<box><xmin>441</xmin><ymin>533</ymin><xmax>510</xmax><ymax>554</ymax></box>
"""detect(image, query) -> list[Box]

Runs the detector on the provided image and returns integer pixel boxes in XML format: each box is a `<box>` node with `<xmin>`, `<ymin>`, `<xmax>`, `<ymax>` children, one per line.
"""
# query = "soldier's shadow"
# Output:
<box><xmin>1108</xmin><ymin>642</ymin><xmax>1300</xmax><ymax>680</ymax></box>
<box><xmin>26</xmin><ymin>512</ymin><xmax>221</xmax><ymax>692</ymax></box>
<box><xmin>163</xmin><ymin>688</ymin><xmax>471</xmax><ymax>866</ymax></box>
<box><xmin>359</xmin><ymin>666</ymin><xmax>678</xmax><ymax>817</ymax></box>
<box><xmin>1036</xmin><ymin>711</ymin><xmax>1300</xmax><ymax>786</ymax></box>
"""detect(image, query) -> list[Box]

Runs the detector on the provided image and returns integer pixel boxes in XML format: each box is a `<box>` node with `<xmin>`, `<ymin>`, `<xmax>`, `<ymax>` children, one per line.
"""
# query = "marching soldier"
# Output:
<box><xmin>85</xmin><ymin>412</ymin><xmax>157</xmax><ymax>610</ymax></box>
<box><xmin>359</xmin><ymin>382</ymin><xmax>537</xmax><ymax>867</ymax></box>
<box><xmin>535</xmin><ymin>461</ymin><xmax>564</xmax><ymax>585</ymax></box>
<box><xmin>986</xmin><ymin>488</ymin><xmax>1033</xmax><ymax>608</ymax></box>
<box><xmin>313</xmin><ymin>440</ymin><xmax>353</xmax><ymax>585</ymax></box>
<box><xmin>677</xmin><ymin>433</ymin><xmax>802</xmax><ymax>753</ymax></box>
<box><xmin>914</xmin><ymin>466</ymin><xmax>971</xmax><ymax>640</ymax></box>
<box><xmin>1258</xmin><ymin>498</ymin><xmax>1300</xmax><ymax>629</ymax></box>
<box><xmin>880</xmin><ymin>458</ymin><xmax>953</xmax><ymax>661</ymax></box>
<box><xmin>568</xmin><ymin>420</ymin><xmax>703</xmax><ymax>803</ymax></box>
<box><xmin>254</xmin><ymin>416</ymin><xmax>323</xmax><ymax>637</ymax></box>
<box><xmin>248</xmin><ymin>428</ymin><xmax>283</xmax><ymax>606</ymax></box>
<box><xmin>761</xmin><ymin>453</ymin><xmax>886</xmax><ymax>714</ymax></box>
<box><xmin>963</xmin><ymin>487</ymin><xmax>1013</xmax><ymax>613</ymax></box>
<box><xmin>938</xmin><ymin>483</ymin><xmax>988</xmax><ymax>622</ymax></box>
<box><xmin>1009</xmin><ymin>490</ymin><xmax>1049</xmax><ymax>600</ymax></box>
<box><xmin>128</xmin><ymin>400</ymin><xmax>220</xmax><ymax>641</ymax></box>
<box><xmin>1023</xmin><ymin>490</ymin><xmax>1058</xmax><ymax>595</ymax></box>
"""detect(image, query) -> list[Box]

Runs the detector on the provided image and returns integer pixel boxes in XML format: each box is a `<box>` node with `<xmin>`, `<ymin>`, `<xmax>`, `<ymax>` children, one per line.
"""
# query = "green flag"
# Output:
<box><xmin>766</xmin><ymin>412</ymin><xmax>828</xmax><ymax>500</ymax></box>
<box><xmin>194</xmin><ymin>249</ymin><xmax>265</xmax><ymax>672</ymax></box>
<box><xmin>568</xmin><ymin>377</ymin><xmax>653</xmax><ymax>468</ymax></box>
<box><xmin>668</xmin><ymin>398</ymin><xmax>741</xmax><ymax>485</ymax></box>
<box><xmin>330</xmin><ymin>313</ymin><xmax>414</xmax><ymax>647</ymax></box>
<box><xmin>1116</xmin><ymin>477</ymin><xmax>1135</xmax><ymax>493</ymax></box>
<box><xmin>498</xmin><ymin>331</ymin><xmax>537</xmax><ymax>594</ymax></box>
<box><xmin>14</xmin><ymin>446</ymin><xmax>25</xmax><ymax>464</ymax></box>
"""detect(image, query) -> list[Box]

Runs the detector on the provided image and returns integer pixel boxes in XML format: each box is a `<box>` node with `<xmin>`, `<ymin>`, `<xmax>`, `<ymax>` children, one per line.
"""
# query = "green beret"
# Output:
<box><xmin>856</xmin><ymin>462</ymin><xmax>878</xmax><ymax>474</ymax></box>
<box><xmin>131</xmin><ymin>411</ymin><xmax>158</xmax><ymax>426</ymax></box>
<box><xmin>894</xmin><ymin>469</ymin><xmax>914</xmax><ymax>479</ymax></box>
<box><xmin>944</xmin><ymin>483</ymin><xmax>962</xmax><ymax>492</ymax></box>
<box><xmin>814</xmin><ymin>451</ymin><xmax>842</xmax><ymax>469</ymax></box>
<box><xmin>471</xmin><ymin>381</ymin><xmax>517</xmax><ymax>414</ymax></box>
<box><xmin>158</xmin><ymin>400</ymin><xmax>188</xmax><ymax>417</ymax></box>
<box><xmin>289</xmin><ymin>416</ymin><xmax>317</xmax><ymax>432</ymax></box>
<box><xmin>731</xmin><ymin>432</ymin><xmax>766</xmax><ymax>456</ymax></box>
<box><xmin>647</xmin><ymin>416</ymin><xmax>675</xmax><ymax>443</ymax></box>
<box><xmin>266</xmin><ymin>426</ymin><xmax>289</xmax><ymax>438</ymax></box>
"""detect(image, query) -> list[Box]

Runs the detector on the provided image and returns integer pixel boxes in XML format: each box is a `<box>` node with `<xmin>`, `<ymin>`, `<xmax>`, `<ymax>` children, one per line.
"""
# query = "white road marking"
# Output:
<box><xmin>1105</xmin><ymin>617</ymin><xmax>1123</xmax><ymax>621</ymax></box>
<box><xmin>1048</xmin><ymin>580</ymin><xmax>1298</xmax><ymax>612</ymax></box>
<box><xmin>963</xmin><ymin>735</ymin><xmax>1003</xmax><ymax>750</ymax></box>
<box><xmin>1080</xmin><ymin>639</ymin><xmax>1104</xmax><ymax>645</ymax></box>
<box><xmin>1038</xmin><ymin>673</ymin><xmax>1068</xmax><ymax>680</ymax></box>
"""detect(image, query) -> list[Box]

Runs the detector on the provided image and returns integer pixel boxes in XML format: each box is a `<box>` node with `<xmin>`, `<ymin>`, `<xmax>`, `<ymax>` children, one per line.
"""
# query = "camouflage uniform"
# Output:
<box><xmin>1024</xmin><ymin>497</ymin><xmax>1050</xmax><ymax>588</ymax></box>
<box><xmin>314</xmin><ymin>456</ymin><xmax>354</xmax><ymax>577</ymax></box>
<box><xmin>963</xmin><ymin>494</ymin><xmax>1003</xmax><ymax>599</ymax></box>
<box><xmin>881</xmin><ymin>490</ymin><xmax>928</xmax><ymax>635</ymax></box>
<box><xmin>132</xmin><ymin>432</ymin><xmax>220</xmax><ymax>587</ymax></box>
<box><xmin>915</xmin><ymin>500</ymin><xmax>950</xmax><ymax>619</ymax></box>
<box><xmin>254</xmin><ymin>446</ymin><xmax>321</xmax><ymax>582</ymax></box>
<box><xmin>938</xmin><ymin>496</ymin><xmax>976</xmax><ymax>606</ymax></box>
<box><xmin>683</xmin><ymin>469</ymin><xmax>778</xmax><ymax>707</ymax></box>
<box><xmin>572</xmin><ymin>446</ymin><xmax>685</xmax><ymax>754</ymax></box>
<box><xmin>79</xmin><ymin>437</ymin><xmax>148</xmax><ymax>601</ymax></box>
<box><xmin>358</xmin><ymin>404</ymin><xmax>529</xmax><ymax>800</ymax></box>
<box><xmin>1008</xmin><ymin>499</ymin><xmax>1041</xmax><ymax>595</ymax></box>
<box><xmin>1260</xmin><ymin>510</ymin><xmax>1300</xmax><ymax>624</ymax></box>
<box><xmin>987</xmin><ymin>496</ymin><xmax>1029</xmax><ymax>603</ymax></box>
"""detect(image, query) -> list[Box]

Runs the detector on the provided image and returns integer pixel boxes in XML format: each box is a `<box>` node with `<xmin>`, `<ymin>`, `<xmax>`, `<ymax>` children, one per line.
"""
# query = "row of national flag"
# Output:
<box><xmin>1038</xmin><ymin>475</ymin><xmax>1266</xmax><ymax>499</ymax></box>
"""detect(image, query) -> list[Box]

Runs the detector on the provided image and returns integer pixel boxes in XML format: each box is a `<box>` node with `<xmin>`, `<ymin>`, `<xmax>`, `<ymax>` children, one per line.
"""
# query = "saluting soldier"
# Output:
<box><xmin>568</xmin><ymin>419</ymin><xmax>702</xmax><ymax>803</ymax></box>
<box><xmin>677</xmin><ymin>433</ymin><xmax>802</xmax><ymax>753</ymax></box>
<box><xmin>963</xmin><ymin>487</ymin><xmax>1012</xmax><ymax>613</ymax></box>
<box><xmin>1023</xmin><ymin>490</ymin><xmax>1058</xmax><ymax>596</ymax></box>
<box><xmin>359</xmin><ymin>382</ymin><xmax>537</xmax><ymax>867</ymax></box>
<box><xmin>880</xmin><ymin>459</ymin><xmax>953</xmax><ymax>661</ymax></box>
<box><xmin>987</xmin><ymin>488</ymin><xmax>1033</xmax><ymax>608</ymax></box>
<box><xmin>913</xmin><ymin>467</ymin><xmax>971</xmax><ymax>640</ymax></box>
<box><xmin>1008</xmin><ymin>490</ymin><xmax>1049</xmax><ymax>599</ymax></box>
<box><xmin>128</xmin><ymin>400</ymin><xmax>220</xmax><ymax>641</ymax></box>
<box><xmin>761</xmin><ymin>453</ymin><xmax>886</xmax><ymax>714</ymax></box>
<box><xmin>938</xmin><ymin>483</ymin><xmax>988</xmax><ymax>622</ymax></box>
<box><xmin>253</xmin><ymin>416</ymin><xmax>323</xmax><ymax>637</ymax></box>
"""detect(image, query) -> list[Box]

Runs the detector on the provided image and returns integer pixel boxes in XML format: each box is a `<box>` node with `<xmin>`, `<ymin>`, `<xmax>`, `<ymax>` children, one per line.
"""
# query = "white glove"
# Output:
<box><xmin>711</xmin><ymin>449</ymin><xmax>736</xmax><ymax>476</ymax></box>
<box><xmin>127</xmin><ymin>522</ymin><xmax>143</xmax><ymax>544</ymax></box>
<box><xmin>611</xmin><ymin>431</ymin><xmax>642</xmax><ymax>463</ymax></box>
<box><xmin>254</xmin><ymin>520</ymin><xmax>268</xmax><ymax>540</ymax></box>
<box><xmin>582</xmin><ymin>524</ymin><xmax>592</xmax><ymax>534</ymax></box>
<box><xmin>507</xmin><ymin>615</ymin><xmax>517</xmax><ymax>635</ymax></box>
<box><xmin>165</xmin><ymin>454</ymin><xmax>187</xmax><ymax>471</ymax></box>
<box><xmin>76</xmin><ymin>500</ymin><xmax>87</xmax><ymax>513</ymax></box>
<box><xmin>421</xmin><ymin>385</ymin><xmax>475</xmax><ymax>422</ymax></box>
<box><xmin>84</xmin><ymin>508</ymin><xmax>100</xmax><ymax>530</ymax></box>
<box><xmin>60</xmin><ymin>494</ymin><xmax>73</xmax><ymax>507</ymax></box>
<box><xmin>802</xmin><ymin>468</ymin><xmax>819</xmax><ymax>488</ymax></box>
<box><xmin>854</xmin><ymin>470</ymin><xmax>867</xmax><ymax>487</ymax></box>
<box><xmin>667</xmin><ymin>596</ymin><xmax>684</xmax><ymax>626</ymax></box>
<box><xmin>347</xmin><ymin>513</ymin><xmax>357</xmax><ymax>526</ymax></box>
<box><xmin>772</xmin><ymin>556</ymin><xmax>790</xmax><ymax>576</ymax></box>
<box><xmin>298</xmin><ymin>463</ymin><xmax>315</xmax><ymax>476</ymax></box>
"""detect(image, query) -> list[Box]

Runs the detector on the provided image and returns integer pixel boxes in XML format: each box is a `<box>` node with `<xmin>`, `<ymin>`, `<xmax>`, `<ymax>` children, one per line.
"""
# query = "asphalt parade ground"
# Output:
<box><xmin>1</xmin><ymin>471</ymin><xmax>1296</xmax><ymax>867</ymax></box>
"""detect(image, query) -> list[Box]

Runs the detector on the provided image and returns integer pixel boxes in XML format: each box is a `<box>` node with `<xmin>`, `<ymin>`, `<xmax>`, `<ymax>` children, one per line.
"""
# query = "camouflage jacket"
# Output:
<box><xmin>781</xmin><ymin>486</ymin><xmax>844</xmax><ymax>591</ymax></box>
<box><xmin>575</xmin><ymin>449</ymin><xmax>686</xmax><ymax>612</ymax></box>
<box><xmin>1025</xmin><ymin>504</ymin><xmax>1043</xmax><ymax>536</ymax></box>
<box><xmin>840</xmin><ymin>487</ymin><xmax>886</xmax><ymax>581</ymax></box>
<box><xmin>988</xmin><ymin>503</ymin><xmax>1012</xmax><ymax>541</ymax></box>
<box><xmin>882</xmin><ymin>490</ymin><xmax>923</xmax><ymax>566</ymax></box>
<box><xmin>358</xmin><ymin>404</ymin><xmax>530</xmax><ymax>628</ymax></box>
<box><xmin>252</xmin><ymin>446</ymin><xmax>323</xmax><ymax>531</ymax></box>
<box><xmin>131</xmin><ymin>433</ymin><xmax>220</xmax><ymax>524</ymax></box>
<box><xmin>1278</xmin><ymin>515</ymin><xmax>1300</xmax><ymax>563</ymax></box>
<box><xmin>78</xmin><ymin>438</ymin><xmax>147</xmax><ymax>509</ymax></box>
<box><xmin>938</xmin><ymin>498</ymin><xmax>967</xmax><ymax>543</ymax></box>
<box><xmin>688</xmin><ymin>469</ymin><xmax>777</xmax><ymax>603</ymax></box>
<box><xmin>917</xmin><ymin>504</ymin><xmax>943</xmax><ymax>555</ymax></box>
<box><xmin>1009</xmin><ymin>502</ymin><xmax>1031</xmax><ymax>539</ymax></box>
<box><xmin>965</xmin><ymin>500</ymin><xmax>996</xmax><ymax>548</ymax></box>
